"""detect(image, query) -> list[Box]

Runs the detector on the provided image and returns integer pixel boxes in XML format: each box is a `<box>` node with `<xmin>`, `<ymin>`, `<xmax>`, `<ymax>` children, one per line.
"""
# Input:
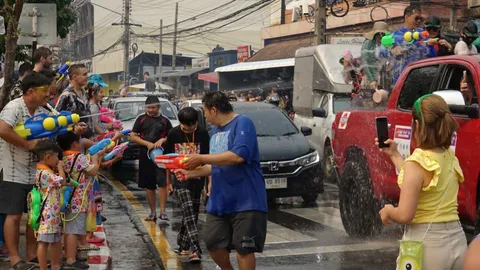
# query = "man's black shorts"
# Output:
<box><xmin>0</xmin><ymin>181</ymin><xmax>34</xmax><ymax>215</ymax></box>
<box><xmin>204</xmin><ymin>211</ymin><xmax>267</xmax><ymax>254</ymax></box>
<box><xmin>138</xmin><ymin>154</ymin><xmax>167</xmax><ymax>190</ymax></box>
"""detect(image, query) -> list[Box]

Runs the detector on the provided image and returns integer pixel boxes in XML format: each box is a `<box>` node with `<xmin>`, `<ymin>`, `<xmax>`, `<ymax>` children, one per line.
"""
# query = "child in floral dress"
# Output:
<box><xmin>32</xmin><ymin>140</ymin><xmax>67</xmax><ymax>270</ymax></box>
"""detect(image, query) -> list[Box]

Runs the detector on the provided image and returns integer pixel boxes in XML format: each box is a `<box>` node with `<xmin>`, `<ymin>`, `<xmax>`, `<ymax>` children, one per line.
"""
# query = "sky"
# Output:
<box><xmin>91</xmin><ymin>0</ymin><xmax>276</xmax><ymax>57</ymax></box>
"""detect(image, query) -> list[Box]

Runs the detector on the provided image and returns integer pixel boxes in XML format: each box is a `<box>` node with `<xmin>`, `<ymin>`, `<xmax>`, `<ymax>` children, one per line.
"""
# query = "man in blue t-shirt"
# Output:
<box><xmin>176</xmin><ymin>91</ymin><xmax>267</xmax><ymax>269</ymax></box>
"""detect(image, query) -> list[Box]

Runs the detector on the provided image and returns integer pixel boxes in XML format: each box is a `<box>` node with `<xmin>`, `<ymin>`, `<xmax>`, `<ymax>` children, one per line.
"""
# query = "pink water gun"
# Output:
<box><xmin>99</xmin><ymin>107</ymin><xmax>123</xmax><ymax>130</ymax></box>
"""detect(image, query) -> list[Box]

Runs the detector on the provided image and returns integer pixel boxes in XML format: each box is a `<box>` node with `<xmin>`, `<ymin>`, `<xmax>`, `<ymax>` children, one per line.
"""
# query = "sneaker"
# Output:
<box><xmin>189</xmin><ymin>252</ymin><xmax>201</xmax><ymax>263</ymax></box>
<box><xmin>0</xmin><ymin>246</ymin><xmax>9</xmax><ymax>262</ymax></box>
<box><xmin>173</xmin><ymin>248</ymin><xmax>190</xmax><ymax>256</ymax></box>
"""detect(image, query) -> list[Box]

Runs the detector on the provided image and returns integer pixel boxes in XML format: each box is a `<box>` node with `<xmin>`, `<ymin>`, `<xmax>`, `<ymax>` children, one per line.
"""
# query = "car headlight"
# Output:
<box><xmin>284</xmin><ymin>151</ymin><xmax>319</xmax><ymax>167</ymax></box>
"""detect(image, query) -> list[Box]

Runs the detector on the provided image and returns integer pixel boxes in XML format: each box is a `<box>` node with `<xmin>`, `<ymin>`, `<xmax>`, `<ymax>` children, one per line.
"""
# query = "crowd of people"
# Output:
<box><xmin>0</xmin><ymin>47</ymin><xmax>125</xmax><ymax>270</ymax></box>
<box><xmin>345</xmin><ymin>5</ymin><xmax>480</xmax><ymax>105</ymax></box>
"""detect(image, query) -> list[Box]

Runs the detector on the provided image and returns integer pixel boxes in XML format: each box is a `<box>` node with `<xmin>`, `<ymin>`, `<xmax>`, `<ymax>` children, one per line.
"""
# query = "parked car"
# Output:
<box><xmin>107</xmin><ymin>96</ymin><xmax>179</xmax><ymax>160</ymax></box>
<box><xmin>179</xmin><ymin>99</ymin><xmax>202</xmax><ymax>110</ymax></box>
<box><xmin>332</xmin><ymin>55</ymin><xmax>480</xmax><ymax>238</ymax></box>
<box><xmin>194</xmin><ymin>102</ymin><xmax>323</xmax><ymax>203</ymax></box>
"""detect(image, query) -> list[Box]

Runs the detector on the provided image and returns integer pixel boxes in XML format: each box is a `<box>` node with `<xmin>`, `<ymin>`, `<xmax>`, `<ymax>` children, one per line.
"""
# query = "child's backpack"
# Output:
<box><xmin>60</xmin><ymin>153</ymin><xmax>83</xmax><ymax>212</ymax></box>
<box><xmin>27</xmin><ymin>171</ymin><xmax>47</xmax><ymax>231</ymax></box>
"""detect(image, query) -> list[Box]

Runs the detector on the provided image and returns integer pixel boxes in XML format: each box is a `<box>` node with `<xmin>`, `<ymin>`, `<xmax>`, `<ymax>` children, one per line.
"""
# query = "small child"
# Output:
<box><xmin>56</xmin><ymin>131</ymin><xmax>102</xmax><ymax>269</ymax></box>
<box><xmin>32</xmin><ymin>140</ymin><xmax>67</xmax><ymax>270</ymax></box>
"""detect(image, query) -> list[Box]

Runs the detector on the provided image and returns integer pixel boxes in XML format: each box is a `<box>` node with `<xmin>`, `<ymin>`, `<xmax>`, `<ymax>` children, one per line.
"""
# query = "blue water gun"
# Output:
<box><xmin>13</xmin><ymin>111</ymin><xmax>80</xmax><ymax>140</ymax></box>
<box><xmin>89</xmin><ymin>138</ymin><xmax>112</xmax><ymax>155</ymax></box>
<box><xmin>60</xmin><ymin>179</ymin><xmax>79</xmax><ymax>212</ymax></box>
<box><xmin>56</xmin><ymin>61</ymin><xmax>71</xmax><ymax>82</ymax></box>
<box><xmin>104</xmin><ymin>142</ymin><xmax>130</xmax><ymax>161</ymax></box>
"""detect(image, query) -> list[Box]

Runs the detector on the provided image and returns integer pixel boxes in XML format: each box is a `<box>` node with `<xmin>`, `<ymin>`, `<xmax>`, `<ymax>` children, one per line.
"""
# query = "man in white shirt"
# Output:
<box><xmin>455</xmin><ymin>21</ymin><xmax>479</xmax><ymax>56</ymax></box>
<box><xmin>0</xmin><ymin>72</ymin><xmax>51</xmax><ymax>269</ymax></box>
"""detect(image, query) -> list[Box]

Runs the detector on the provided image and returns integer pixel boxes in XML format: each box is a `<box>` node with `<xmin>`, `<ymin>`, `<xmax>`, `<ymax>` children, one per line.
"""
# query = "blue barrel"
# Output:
<box><xmin>148</xmin><ymin>148</ymin><xmax>164</xmax><ymax>161</ymax></box>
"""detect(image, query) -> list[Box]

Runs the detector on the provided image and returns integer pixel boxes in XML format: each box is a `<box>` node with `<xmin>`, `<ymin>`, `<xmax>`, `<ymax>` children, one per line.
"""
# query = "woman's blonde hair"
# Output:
<box><xmin>412</xmin><ymin>94</ymin><xmax>459</xmax><ymax>149</ymax></box>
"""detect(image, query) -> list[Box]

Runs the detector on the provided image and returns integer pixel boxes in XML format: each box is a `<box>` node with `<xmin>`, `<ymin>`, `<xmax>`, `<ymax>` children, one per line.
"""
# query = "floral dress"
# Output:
<box><xmin>62</xmin><ymin>151</ymin><xmax>94</xmax><ymax>214</ymax></box>
<box><xmin>36</xmin><ymin>164</ymin><xmax>63</xmax><ymax>235</ymax></box>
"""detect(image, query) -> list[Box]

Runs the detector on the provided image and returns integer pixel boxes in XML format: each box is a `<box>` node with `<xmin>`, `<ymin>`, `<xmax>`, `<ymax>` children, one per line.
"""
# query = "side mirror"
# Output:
<box><xmin>312</xmin><ymin>108</ymin><xmax>327</xmax><ymax>118</ymax></box>
<box><xmin>433</xmin><ymin>90</ymin><xmax>479</xmax><ymax>119</ymax></box>
<box><xmin>300</xmin><ymin>126</ymin><xmax>312</xmax><ymax>136</ymax></box>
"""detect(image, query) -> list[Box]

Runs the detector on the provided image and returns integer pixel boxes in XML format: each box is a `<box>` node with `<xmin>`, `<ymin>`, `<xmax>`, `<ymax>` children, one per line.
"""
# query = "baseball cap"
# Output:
<box><xmin>88</xmin><ymin>74</ymin><xmax>109</xmax><ymax>87</ymax></box>
<box><xmin>424</xmin><ymin>15</ymin><xmax>441</xmax><ymax>28</ymax></box>
<box><xmin>462</xmin><ymin>21</ymin><xmax>479</xmax><ymax>38</ymax></box>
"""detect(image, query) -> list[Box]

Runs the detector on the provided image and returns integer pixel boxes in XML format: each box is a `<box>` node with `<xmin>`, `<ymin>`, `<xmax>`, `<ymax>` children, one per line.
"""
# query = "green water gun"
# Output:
<box><xmin>381</xmin><ymin>33</ymin><xmax>395</xmax><ymax>48</ymax></box>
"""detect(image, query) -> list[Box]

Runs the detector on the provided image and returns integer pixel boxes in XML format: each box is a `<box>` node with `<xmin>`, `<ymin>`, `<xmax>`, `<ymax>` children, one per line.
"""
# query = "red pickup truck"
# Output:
<box><xmin>330</xmin><ymin>55</ymin><xmax>480</xmax><ymax>238</ymax></box>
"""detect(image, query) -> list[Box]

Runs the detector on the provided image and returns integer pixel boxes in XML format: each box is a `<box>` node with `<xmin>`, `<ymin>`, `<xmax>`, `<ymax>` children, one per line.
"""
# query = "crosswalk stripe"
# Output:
<box><xmin>257</xmin><ymin>242</ymin><xmax>398</xmax><ymax>257</ymax></box>
<box><xmin>280</xmin><ymin>206</ymin><xmax>346</xmax><ymax>233</ymax></box>
<box><xmin>198</xmin><ymin>214</ymin><xmax>317</xmax><ymax>244</ymax></box>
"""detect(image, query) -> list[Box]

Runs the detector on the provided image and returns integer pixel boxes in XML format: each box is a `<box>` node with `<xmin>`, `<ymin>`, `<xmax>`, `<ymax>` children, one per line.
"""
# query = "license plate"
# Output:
<box><xmin>265</xmin><ymin>178</ymin><xmax>287</xmax><ymax>189</ymax></box>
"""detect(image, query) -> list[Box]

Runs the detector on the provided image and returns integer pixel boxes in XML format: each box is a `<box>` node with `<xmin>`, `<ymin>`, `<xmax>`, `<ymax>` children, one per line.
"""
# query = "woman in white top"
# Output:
<box><xmin>454</xmin><ymin>21</ymin><xmax>479</xmax><ymax>55</ymax></box>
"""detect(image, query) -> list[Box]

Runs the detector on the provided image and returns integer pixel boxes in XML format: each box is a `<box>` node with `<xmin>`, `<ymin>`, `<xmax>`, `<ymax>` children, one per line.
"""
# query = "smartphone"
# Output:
<box><xmin>376</xmin><ymin>117</ymin><xmax>389</xmax><ymax>148</ymax></box>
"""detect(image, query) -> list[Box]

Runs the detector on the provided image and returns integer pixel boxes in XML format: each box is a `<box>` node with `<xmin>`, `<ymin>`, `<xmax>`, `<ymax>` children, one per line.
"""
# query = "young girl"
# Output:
<box><xmin>32</xmin><ymin>140</ymin><xmax>67</xmax><ymax>270</ymax></box>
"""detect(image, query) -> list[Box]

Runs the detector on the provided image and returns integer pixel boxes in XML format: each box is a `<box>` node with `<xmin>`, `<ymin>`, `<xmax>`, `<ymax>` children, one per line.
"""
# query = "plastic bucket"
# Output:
<box><xmin>148</xmin><ymin>148</ymin><xmax>164</xmax><ymax>161</ymax></box>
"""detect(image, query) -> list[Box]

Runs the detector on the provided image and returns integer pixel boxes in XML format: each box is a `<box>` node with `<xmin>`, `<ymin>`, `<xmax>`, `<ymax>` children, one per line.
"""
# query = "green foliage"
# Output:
<box><xmin>0</xmin><ymin>0</ymin><xmax>77</xmax><ymax>60</ymax></box>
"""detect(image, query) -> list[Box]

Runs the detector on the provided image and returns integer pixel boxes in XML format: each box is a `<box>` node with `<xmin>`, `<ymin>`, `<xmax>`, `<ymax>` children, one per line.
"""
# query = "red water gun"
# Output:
<box><xmin>154</xmin><ymin>154</ymin><xmax>195</xmax><ymax>181</ymax></box>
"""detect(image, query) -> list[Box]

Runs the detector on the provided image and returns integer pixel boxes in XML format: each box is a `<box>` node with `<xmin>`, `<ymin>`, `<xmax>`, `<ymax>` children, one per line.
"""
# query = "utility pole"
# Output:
<box><xmin>314</xmin><ymin>0</ymin><xmax>326</xmax><ymax>45</ymax></box>
<box><xmin>172</xmin><ymin>2</ymin><xmax>178</xmax><ymax>71</ymax></box>
<box><xmin>159</xmin><ymin>19</ymin><xmax>163</xmax><ymax>74</ymax></box>
<box><xmin>112</xmin><ymin>0</ymin><xmax>141</xmax><ymax>86</ymax></box>
<box><xmin>449</xmin><ymin>0</ymin><xmax>457</xmax><ymax>31</ymax></box>
<box><xmin>280</xmin><ymin>0</ymin><xmax>286</xmax><ymax>24</ymax></box>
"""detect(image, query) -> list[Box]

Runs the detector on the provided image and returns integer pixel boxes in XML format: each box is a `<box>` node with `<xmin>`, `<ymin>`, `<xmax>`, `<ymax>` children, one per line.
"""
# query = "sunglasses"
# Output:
<box><xmin>426</xmin><ymin>27</ymin><xmax>439</xmax><ymax>31</ymax></box>
<box><xmin>33</xmin><ymin>86</ymin><xmax>49</xmax><ymax>93</ymax></box>
<box><xmin>414</xmin><ymin>16</ymin><xmax>423</xmax><ymax>22</ymax></box>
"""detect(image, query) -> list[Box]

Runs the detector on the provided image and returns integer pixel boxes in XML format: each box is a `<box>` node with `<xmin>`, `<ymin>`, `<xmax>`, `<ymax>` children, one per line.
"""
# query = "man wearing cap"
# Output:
<box><xmin>455</xmin><ymin>21</ymin><xmax>479</xmax><ymax>56</ymax></box>
<box><xmin>379</xmin><ymin>6</ymin><xmax>436</xmax><ymax>86</ymax></box>
<box><xmin>424</xmin><ymin>15</ymin><xmax>453</xmax><ymax>57</ymax></box>
<box><xmin>362</xmin><ymin>21</ymin><xmax>390</xmax><ymax>90</ymax></box>
<box><xmin>130</xmin><ymin>95</ymin><xmax>173</xmax><ymax>223</ymax></box>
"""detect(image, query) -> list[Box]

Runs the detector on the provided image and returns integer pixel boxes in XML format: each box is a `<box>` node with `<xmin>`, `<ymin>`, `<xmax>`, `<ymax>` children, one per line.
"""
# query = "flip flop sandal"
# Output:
<box><xmin>77</xmin><ymin>243</ymin><xmax>100</xmax><ymax>251</ymax></box>
<box><xmin>10</xmin><ymin>260</ymin><xmax>35</xmax><ymax>270</ymax></box>
<box><xmin>144</xmin><ymin>214</ymin><xmax>157</xmax><ymax>221</ymax></box>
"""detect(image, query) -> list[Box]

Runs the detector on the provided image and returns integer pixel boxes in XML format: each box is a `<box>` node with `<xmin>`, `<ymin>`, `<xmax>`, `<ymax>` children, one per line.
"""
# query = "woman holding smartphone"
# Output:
<box><xmin>375</xmin><ymin>94</ymin><xmax>467</xmax><ymax>269</ymax></box>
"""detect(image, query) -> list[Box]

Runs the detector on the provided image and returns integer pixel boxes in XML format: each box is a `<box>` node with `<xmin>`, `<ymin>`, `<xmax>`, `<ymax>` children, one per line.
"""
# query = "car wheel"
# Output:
<box><xmin>339</xmin><ymin>149</ymin><xmax>382</xmax><ymax>238</ymax></box>
<box><xmin>323</xmin><ymin>143</ymin><xmax>336</xmax><ymax>184</ymax></box>
<box><xmin>302</xmin><ymin>193</ymin><xmax>319</xmax><ymax>204</ymax></box>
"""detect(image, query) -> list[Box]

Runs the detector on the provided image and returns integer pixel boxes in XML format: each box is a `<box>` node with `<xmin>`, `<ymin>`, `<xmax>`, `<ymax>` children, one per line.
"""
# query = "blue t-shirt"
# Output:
<box><xmin>206</xmin><ymin>115</ymin><xmax>268</xmax><ymax>216</ymax></box>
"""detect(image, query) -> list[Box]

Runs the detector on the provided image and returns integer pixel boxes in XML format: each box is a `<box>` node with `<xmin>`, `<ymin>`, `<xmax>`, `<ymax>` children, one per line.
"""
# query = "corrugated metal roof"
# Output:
<box><xmin>246</xmin><ymin>37</ymin><xmax>313</xmax><ymax>62</ymax></box>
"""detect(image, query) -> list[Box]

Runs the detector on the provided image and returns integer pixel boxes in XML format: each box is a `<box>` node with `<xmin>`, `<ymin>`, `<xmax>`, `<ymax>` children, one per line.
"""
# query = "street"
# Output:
<box><xmin>105</xmin><ymin>163</ymin><xmax>402</xmax><ymax>270</ymax></box>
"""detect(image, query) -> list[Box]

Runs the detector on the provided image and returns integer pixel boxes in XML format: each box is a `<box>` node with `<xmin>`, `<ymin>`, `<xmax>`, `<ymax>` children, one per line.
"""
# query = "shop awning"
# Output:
<box><xmin>215</xmin><ymin>58</ymin><xmax>295</xmax><ymax>73</ymax></box>
<box><xmin>246</xmin><ymin>36</ymin><xmax>313</xmax><ymax>62</ymax></box>
<box><xmin>198</xmin><ymin>72</ymin><xmax>218</xmax><ymax>83</ymax></box>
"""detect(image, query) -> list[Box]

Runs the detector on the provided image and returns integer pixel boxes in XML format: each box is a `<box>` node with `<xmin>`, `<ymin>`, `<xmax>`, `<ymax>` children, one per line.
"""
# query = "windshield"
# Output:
<box><xmin>333</xmin><ymin>95</ymin><xmax>351</xmax><ymax>113</ymax></box>
<box><xmin>234</xmin><ymin>107</ymin><xmax>298</xmax><ymax>137</ymax></box>
<box><xmin>114</xmin><ymin>101</ymin><xmax>177</xmax><ymax>121</ymax></box>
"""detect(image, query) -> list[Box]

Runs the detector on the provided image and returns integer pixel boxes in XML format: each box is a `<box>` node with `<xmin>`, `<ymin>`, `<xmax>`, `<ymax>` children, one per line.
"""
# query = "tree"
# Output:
<box><xmin>0</xmin><ymin>0</ymin><xmax>76</xmax><ymax>108</ymax></box>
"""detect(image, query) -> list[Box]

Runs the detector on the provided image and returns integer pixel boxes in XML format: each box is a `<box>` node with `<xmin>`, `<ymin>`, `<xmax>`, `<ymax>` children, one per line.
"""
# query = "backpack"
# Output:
<box><xmin>27</xmin><ymin>171</ymin><xmax>47</xmax><ymax>231</ymax></box>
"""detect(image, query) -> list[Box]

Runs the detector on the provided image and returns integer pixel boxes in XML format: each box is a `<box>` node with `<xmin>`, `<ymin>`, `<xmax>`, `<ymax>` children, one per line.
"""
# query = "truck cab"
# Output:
<box><xmin>331</xmin><ymin>55</ymin><xmax>480</xmax><ymax>238</ymax></box>
<box><xmin>292</xmin><ymin>44</ymin><xmax>361</xmax><ymax>182</ymax></box>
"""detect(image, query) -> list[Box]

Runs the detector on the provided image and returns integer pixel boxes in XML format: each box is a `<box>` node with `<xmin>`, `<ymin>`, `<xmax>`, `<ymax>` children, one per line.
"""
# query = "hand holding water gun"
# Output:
<box><xmin>104</xmin><ymin>129</ymin><xmax>131</xmax><ymax>140</ymax></box>
<box><xmin>14</xmin><ymin>111</ymin><xmax>80</xmax><ymax>140</ymax></box>
<box><xmin>104</xmin><ymin>142</ymin><xmax>129</xmax><ymax>161</ymax></box>
<box><xmin>154</xmin><ymin>153</ymin><xmax>201</xmax><ymax>181</ymax></box>
<box><xmin>56</xmin><ymin>61</ymin><xmax>71</xmax><ymax>83</ymax></box>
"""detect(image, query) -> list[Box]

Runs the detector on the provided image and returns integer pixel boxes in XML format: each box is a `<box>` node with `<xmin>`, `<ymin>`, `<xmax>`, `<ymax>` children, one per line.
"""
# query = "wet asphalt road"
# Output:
<box><xmin>104</xmin><ymin>162</ymin><xmax>404</xmax><ymax>270</ymax></box>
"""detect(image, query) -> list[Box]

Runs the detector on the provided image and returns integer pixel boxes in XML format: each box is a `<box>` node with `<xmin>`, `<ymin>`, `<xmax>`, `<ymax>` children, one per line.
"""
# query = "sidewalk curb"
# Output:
<box><xmin>86</xmin><ymin>225</ymin><xmax>112</xmax><ymax>270</ymax></box>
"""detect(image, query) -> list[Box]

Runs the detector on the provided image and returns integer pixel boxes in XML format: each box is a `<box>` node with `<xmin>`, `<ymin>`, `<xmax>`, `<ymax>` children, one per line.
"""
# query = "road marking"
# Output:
<box><xmin>110</xmin><ymin>178</ymin><xmax>182</xmax><ymax>270</ymax></box>
<box><xmin>281</xmin><ymin>206</ymin><xmax>346</xmax><ymax>232</ymax></box>
<box><xmin>198</xmin><ymin>214</ymin><xmax>317</xmax><ymax>244</ymax></box>
<box><xmin>257</xmin><ymin>241</ymin><xmax>398</xmax><ymax>257</ymax></box>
